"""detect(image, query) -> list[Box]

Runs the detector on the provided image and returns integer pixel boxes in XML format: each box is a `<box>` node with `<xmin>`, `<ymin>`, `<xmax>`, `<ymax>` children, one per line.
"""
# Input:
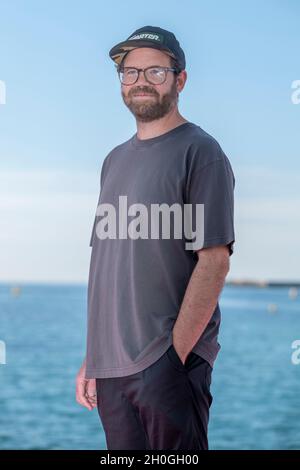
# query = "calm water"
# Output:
<box><xmin>0</xmin><ymin>283</ymin><xmax>299</xmax><ymax>450</ymax></box>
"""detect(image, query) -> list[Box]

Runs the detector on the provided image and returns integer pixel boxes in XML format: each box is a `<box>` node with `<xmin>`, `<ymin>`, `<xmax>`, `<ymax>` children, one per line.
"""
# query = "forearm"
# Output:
<box><xmin>172</xmin><ymin>251</ymin><xmax>229</xmax><ymax>363</ymax></box>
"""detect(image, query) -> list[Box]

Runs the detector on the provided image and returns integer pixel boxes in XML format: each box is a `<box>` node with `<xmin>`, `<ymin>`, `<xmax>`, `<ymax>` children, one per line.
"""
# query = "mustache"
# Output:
<box><xmin>129</xmin><ymin>87</ymin><xmax>158</xmax><ymax>97</ymax></box>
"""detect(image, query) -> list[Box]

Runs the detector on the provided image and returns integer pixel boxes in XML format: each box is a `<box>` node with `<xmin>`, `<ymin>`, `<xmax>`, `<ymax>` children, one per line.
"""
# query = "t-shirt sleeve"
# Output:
<box><xmin>89</xmin><ymin>214</ymin><xmax>97</xmax><ymax>248</ymax></box>
<box><xmin>89</xmin><ymin>156</ymin><xmax>110</xmax><ymax>247</ymax></box>
<box><xmin>185</xmin><ymin>140</ymin><xmax>235</xmax><ymax>256</ymax></box>
<box><xmin>89</xmin><ymin>193</ymin><xmax>100</xmax><ymax>248</ymax></box>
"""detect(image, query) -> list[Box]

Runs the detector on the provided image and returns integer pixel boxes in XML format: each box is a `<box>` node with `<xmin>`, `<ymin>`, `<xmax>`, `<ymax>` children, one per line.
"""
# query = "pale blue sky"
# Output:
<box><xmin>0</xmin><ymin>0</ymin><xmax>299</xmax><ymax>282</ymax></box>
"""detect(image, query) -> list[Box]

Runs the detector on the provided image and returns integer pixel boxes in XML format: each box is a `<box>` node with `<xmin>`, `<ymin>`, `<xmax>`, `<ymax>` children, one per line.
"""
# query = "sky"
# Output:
<box><xmin>0</xmin><ymin>0</ymin><xmax>299</xmax><ymax>283</ymax></box>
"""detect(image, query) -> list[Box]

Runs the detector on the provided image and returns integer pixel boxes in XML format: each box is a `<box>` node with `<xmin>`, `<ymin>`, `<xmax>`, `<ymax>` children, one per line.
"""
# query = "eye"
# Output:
<box><xmin>124</xmin><ymin>68</ymin><xmax>137</xmax><ymax>76</ymax></box>
<box><xmin>148</xmin><ymin>67</ymin><xmax>164</xmax><ymax>77</ymax></box>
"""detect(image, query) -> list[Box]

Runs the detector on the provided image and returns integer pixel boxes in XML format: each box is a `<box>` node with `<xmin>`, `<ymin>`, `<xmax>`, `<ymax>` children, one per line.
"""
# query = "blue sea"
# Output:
<box><xmin>0</xmin><ymin>283</ymin><xmax>300</xmax><ymax>450</ymax></box>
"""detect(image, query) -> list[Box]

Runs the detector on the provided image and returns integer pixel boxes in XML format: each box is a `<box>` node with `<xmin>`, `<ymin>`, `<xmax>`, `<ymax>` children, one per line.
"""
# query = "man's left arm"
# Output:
<box><xmin>173</xmin><ymin>140</ymin><xmax>235</xmax><ymax>364</ymax></box>
<box><xmin>173</xmin><ymin>245</ymin><xmax>230</xmax><ymax>364</ymax></box>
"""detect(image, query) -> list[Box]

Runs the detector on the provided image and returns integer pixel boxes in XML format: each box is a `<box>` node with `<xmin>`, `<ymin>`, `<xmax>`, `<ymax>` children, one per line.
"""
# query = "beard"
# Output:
<box><xmin>121</xmin><ymin>79</ymin><xmax>178</xmax><ymax>122</ymax></box>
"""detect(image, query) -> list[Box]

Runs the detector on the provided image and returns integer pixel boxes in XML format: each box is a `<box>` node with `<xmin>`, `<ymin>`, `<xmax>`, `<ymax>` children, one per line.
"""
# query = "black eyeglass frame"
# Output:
<box><xmin>115</xmin><ymin>64</ymin><xmax>180</xmax><ymax>85</ymax></box>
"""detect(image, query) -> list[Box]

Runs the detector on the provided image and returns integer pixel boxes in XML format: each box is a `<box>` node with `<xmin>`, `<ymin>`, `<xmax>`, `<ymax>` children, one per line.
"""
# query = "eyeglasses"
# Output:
<box><xmin>116</xmin><ymin>65</ymin><xmax>179</xmax><ymax>85</ymax></box>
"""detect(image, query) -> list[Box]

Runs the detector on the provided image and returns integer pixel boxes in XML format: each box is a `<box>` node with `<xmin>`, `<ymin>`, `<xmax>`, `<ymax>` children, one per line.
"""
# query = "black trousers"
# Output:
<box><xmin>96</xmin><ymin>344</ymin><xmax>213</xmax><ymax>450</ymax></box>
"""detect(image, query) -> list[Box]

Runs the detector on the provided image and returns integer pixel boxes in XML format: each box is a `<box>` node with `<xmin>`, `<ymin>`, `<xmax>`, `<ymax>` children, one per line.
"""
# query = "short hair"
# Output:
<box><xmin>169</xmin><ymin>56</ymin><xmax>181</xmax><ymax>74</ymax></box>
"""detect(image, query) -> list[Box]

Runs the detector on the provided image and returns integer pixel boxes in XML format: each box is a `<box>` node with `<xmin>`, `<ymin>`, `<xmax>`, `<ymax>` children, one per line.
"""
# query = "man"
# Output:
<box><xmin>76</xmin><ymin>25</ymin><xmax>235</xmax><ymax>450</ymax></box>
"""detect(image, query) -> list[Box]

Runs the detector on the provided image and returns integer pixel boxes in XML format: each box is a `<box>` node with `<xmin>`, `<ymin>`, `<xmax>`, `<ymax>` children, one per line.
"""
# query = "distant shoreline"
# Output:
<box><xmin>1</xmin><ymin>280</ymin><xmax>300</xmax><ymax>289</ymax></box>
<box><xmin>226</xmin><ymin>280</ymin><xmax>300</xmax><ymax>288</ymax></box>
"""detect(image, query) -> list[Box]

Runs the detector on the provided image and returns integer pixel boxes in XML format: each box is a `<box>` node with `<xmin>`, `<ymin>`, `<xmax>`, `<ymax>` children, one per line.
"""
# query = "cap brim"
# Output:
<box><xmin>109</xmin><ymin>40</ymin><xmax>176</xmax><ymax>65</ymax></box>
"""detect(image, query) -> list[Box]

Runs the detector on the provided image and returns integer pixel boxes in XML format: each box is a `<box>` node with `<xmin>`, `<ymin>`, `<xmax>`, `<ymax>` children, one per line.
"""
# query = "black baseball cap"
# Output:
<box><xmin>109</xmin><ymin>25</ymin><xmax>186</xmax><ymax>71</ymax></box>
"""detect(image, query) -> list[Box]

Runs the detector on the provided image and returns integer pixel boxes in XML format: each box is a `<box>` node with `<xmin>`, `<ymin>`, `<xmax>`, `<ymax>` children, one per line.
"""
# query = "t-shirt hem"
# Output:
<box><xmin>85</xmin><ymin>340</ymin><xmax>220</xmax><ymax>378</ymax></box>
<box><xmin>85</xmin><ymin>337</ymin><xmax>174</xmax><ymax>379</ymax></box>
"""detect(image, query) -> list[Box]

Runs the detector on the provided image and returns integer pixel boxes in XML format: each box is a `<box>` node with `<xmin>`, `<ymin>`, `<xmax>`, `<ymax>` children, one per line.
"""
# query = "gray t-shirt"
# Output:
<box><xmin>85</xmin><ymin>122</ymin><xmax>235</xmax><ymax>379</ymax></box>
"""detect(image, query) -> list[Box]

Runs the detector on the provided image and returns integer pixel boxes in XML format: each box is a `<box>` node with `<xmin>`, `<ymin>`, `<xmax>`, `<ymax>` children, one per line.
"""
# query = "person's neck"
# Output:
<box><xmin>136</xmin><ymin>110</ymin><xmax>189</xmax><ymax>140</ymax></box>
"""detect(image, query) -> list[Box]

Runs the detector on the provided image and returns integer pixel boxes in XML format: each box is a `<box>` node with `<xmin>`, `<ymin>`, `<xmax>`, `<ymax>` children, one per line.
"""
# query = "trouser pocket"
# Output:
<box><xmin>166</xmin><ymin>344</ymin><xmax>187</xmax><ymax>372</ymax></box>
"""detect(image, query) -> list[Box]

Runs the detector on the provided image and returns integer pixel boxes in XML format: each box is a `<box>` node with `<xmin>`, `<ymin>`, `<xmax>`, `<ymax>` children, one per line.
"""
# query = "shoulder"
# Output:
<box><xmin>185</xmin><ymin>124</ymin><xmax>230</xmax><ymax>171</ymax></box>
